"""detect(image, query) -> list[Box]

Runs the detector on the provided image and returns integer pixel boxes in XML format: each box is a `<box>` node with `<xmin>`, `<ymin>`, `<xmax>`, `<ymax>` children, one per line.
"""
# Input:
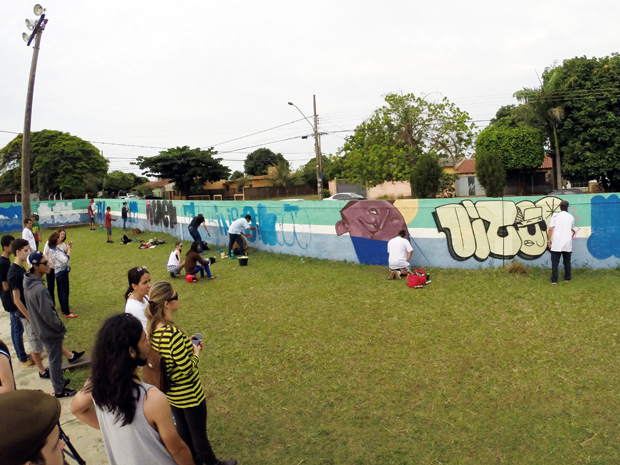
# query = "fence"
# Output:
<box><xmin>243</xmin><ymin>184</ymin><xmax>316</xmax><ymax>200</ymax></box>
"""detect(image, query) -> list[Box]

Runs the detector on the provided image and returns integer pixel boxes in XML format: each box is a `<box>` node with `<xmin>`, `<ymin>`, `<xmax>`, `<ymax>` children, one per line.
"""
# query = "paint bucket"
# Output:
<box><xmin>237</xmin><ymin>256</ymin><xmax>249</xmax><ymax>267</ymax></box>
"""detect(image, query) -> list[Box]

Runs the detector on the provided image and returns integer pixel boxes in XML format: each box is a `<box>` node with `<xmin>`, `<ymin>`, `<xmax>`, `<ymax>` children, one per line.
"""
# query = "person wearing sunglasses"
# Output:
<box><xmin>146</xmin><ymin>282</ymin><xmax>236</xmax><ymax>465</ymax></box>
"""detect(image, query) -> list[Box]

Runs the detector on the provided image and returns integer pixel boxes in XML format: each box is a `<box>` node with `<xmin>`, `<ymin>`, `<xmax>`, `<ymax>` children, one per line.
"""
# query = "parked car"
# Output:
<box><xmin>323</xmin><ymin>193</ymin><xmax>366</xmax><ymax>201</ymax></box>
<box><xmin>144</xmin><ymin>194</ymin><xmax>163</xmax><ymax>200</ymax></box>
<box><xmin>548</xmin><ymin>189</ymin><xmax>586</xmax><ymax>195</ymax></box>
<box><xmin>119</xmin><ymin>194</ymin><xmax>141</xmax><ymax>200</ymax></box>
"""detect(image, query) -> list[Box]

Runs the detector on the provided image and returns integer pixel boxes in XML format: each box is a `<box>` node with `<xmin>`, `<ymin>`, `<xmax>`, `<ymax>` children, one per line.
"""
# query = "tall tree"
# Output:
<box><xmin>134</xmin><ymin>146</ymin><xmax>230</xmax><ymax>198</ymax></box>
<box><xmin>553</xmin><ymin>54</ymin><xmax>620</xmax><ymax>190</ymax></box>
<box><xmin>229</xmin><ymin>170</ymin><xmax>244</xmax><ymax>180</ymax></box>
<box><xmin>514</xmin><ymin>64</ymin><xmax>574</xmax><ymax>189</ymax></box>
<box><xmin>410</xmin><ymin>152</ymin><xmax>443</xmax><ymax>198</ymax></box>
<box><xmin>104</xmin><ymin>170</ymin><xmax>134</xmax><ymax>195</ymax></box>
<box><xmin>244</xmin><ymin>148</ymin><xmax>287</xmax><ymax>176</ymax></box>
<box><xmin>0</xmin><ymin>129</ymin><xmax>108</xmax><ymax>198</ymax></box>
<box><xmin>268</xmin><ymin>161</ymin><xmax>292</xmax><ymax>187</ymax></box>
<box><xmin>337</xmin><ymin>93</ymin><xmax>476</xmax><ymax>196</ymax></box>
<box><xmin>475</xmin><ymin>151</ymin><xmax>507</xmax><ymax>197</ymax></box>
<box><xmin>475</xmin><ymin>122</ymin><xmax>544</xmax><ymax>195</ymax></box>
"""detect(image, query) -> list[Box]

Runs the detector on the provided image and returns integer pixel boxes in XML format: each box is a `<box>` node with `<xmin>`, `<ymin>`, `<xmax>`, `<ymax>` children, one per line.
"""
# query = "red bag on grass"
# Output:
<box><xmin>408</xmin><ymin>269</ymin><xmax>431</xmax><ymax>289</ymax></box>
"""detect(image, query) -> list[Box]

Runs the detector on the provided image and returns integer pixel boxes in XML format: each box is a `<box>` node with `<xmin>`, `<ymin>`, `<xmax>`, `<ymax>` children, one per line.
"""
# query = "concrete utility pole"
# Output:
<box><xmin>288</xmin><ymin>96</ymin><xmax>324</xmax><ymax>200</ymax></box>
<box><xmin>312</xmin><ymin>95</ymin><xmax>323</xmax><ymax>200</ymax></box>
<box><xmin>21</xmin><ymin>5</ymin><xmax>48</xmax><ymax>220</ymax></box>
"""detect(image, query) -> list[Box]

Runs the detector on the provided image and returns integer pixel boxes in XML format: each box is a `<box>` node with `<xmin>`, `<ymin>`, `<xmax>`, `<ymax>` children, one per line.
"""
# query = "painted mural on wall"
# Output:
<box><xmin>2</xmin><ymin>194</ymin><xmax>620</xmax><ymax>269</ymax></box>
<box><xmin>335</xmin><ymin>200</ymin><xmax>419</xmax><ymax>265</ymax></box>
<box><xmin>587</xmin><ymin>194</ymin><xmax>620</xmax><ymax>259</ymax></box>
<box><xmin>433</xmin><ymin>196</ymin><xmax>571</xmax><ymax>261</ymax></box>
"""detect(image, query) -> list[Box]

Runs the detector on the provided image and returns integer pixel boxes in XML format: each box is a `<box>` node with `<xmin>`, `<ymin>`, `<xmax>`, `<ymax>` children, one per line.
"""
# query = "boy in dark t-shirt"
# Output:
<box><xmin>0</xmin><ymin>235</ymin><xmax>31</xmax><ymax>366</ymax></box>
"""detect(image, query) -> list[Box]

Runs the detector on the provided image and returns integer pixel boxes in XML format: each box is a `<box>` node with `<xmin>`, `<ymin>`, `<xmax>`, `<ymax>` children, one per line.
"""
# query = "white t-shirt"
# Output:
<box><xmin>22</xmin><ymin>228</ymin><xmax>36</xmax><ymax>249</ymax></box>
<box><xmin>387</xmin><ymin>236</ymin><xmax>413</xmax><ymax>269</ymax></box>
<box><xmin>167</xmin><ymin>250</ymin><xmax>181</xmax><ymax>267</ymax></box>
<box><xmin>549</xmin><ymin>211</ymin><xmax>575</xmax><ymax>252</ymax></box>
<box><xmin>125</xmin><ymin>296</ymin><xmax>149</xmax><ymax>330</ymax></box>
<box><xmin>228</xmin><ymin>218</ymin><xmax>251</xmax><ymax>235</ymax></box>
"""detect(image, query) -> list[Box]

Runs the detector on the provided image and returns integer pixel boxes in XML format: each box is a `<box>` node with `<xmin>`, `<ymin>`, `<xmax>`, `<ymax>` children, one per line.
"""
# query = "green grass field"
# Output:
<box><xmin>56</xmin><ymin>226</ymin><xmax>620</xmax><ymax>464</ymax></box>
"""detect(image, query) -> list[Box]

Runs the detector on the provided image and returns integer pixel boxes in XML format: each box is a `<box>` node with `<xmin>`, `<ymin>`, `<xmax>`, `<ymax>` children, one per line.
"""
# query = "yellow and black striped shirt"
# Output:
<box><xmin>151</xmin><ymin>325</ymin><xmax>205</xmax><ymax>408</ymax></box>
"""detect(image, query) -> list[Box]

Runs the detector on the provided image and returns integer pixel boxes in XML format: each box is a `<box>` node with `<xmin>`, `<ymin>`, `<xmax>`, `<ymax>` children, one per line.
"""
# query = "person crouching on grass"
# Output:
<box><xmin>184</xmin><ymin>241</ymin><xmax>215</xmax><ymax>281</ymax></box>
<box><xmin>167</xmin><ymin>241</ymin><xmax>185</xmax><ymax>278</ymax></box>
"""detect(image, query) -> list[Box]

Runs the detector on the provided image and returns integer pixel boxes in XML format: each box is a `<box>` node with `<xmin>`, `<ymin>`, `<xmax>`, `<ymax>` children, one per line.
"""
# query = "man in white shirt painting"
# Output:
<box><xmin>387</xmin><ymin>230</ymin><xmax>413</xmax><ymax>279</ymax></box>
<box><xmin>547</xmin><ymin>200</ymin><xmax>577</xmax><ymax>284</ymax></box>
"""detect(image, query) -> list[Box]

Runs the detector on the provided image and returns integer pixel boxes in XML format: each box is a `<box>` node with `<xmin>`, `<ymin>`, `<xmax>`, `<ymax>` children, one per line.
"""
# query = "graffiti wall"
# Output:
<box><xmin>1</xmin><ymin>194</ymin><xmax>619</xmax><ymax>269</ymax></box>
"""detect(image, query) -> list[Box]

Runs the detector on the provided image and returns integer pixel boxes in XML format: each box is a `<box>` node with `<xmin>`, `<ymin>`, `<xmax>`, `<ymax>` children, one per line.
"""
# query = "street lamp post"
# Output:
<box><xmin>21</xmin><ymin>4</ymin><xmax>48</xmax><ymax>220</ymax></box>
<box><xmin>288</xmin><ymin>95</ymin><xmax>323</xmax><ymax>200</ymax></box>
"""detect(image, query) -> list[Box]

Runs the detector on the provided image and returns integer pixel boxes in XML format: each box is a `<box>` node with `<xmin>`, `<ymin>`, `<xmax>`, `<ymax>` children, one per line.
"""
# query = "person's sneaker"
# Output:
<box><xmin>64</xmin><ymin>313</ymin><xmax>78</xmax><ymax>319</ymax></box>
<box><xmin>64</xmin><ymin>378</ymin><xmax>71</xmax><ymax>387</ymax></box>
<box><xmin>170</xmin><ymin>272</ymin><xmax>176</xmax><ymax>278</ymax></box>
<box><xmin>565</xmin><ymin>278</ymin><xmax>572</xmax><ymax>282</ymax></box>
<box><xmin>551</xmin><ymin>281</ymin><xmax>557</xmax><ymax>285</ymax></box>
<box><xmin>20</xmin><ymin>357</ymin><xmax>36</xmax><ymax>367</ymax></box>
<box><xmin>39</xmin><ymin>368</ymin><xmax>50</xmax><ymax>379</ymax></box>
<box><xmin>69</xmin><ymin>350</ymin><xmax>85</xmax><ymax>364</ymax></box>
<box><xmin>55</xmin><ymin>388</ymin><xmax>77</xmax><ymax>398</ymax></box>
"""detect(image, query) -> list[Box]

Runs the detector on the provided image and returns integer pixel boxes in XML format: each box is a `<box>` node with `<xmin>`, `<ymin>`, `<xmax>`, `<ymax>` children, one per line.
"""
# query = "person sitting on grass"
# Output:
<box><xmin>184</xmin><ymin>242</ymin><xmax>215</xmax><ymax>281</ymax></box>
<box><xmin>167</xmin><ymin>241</ymin><xmax>185</xmax><ymax>278</ymax></box>
<box><xmin>105</xmin><ymin>206</ymin><xmax>117</xmax><ymax>243</ymax></box>
<box><xmin>124</xmin><ymin>267</ymin><xmax>151</xmax><ymax>331</ymax></box>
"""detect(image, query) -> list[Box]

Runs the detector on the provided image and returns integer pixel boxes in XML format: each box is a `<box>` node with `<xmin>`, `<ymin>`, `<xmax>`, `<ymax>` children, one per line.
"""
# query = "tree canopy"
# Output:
<box><xmin>244</xmin><ymin>148</ymin><xmax>287</xmax><ymax>176</ymax></box>
<box><xmin>335</xmin><ymin>93</ymin><xmax>476</xmax><ymax>195</ymax></box>
<box><xmin>410</xmin><ymin>152</ymin><xmax>443</xmax><ymax>198</ymax></box>
<box><xmin>553</xmin><ymin>54</ymin><xmax>620</xmax><ymax>190</ymax></box>
<box><xmin>134</xmin><ymin>146</ymin><xmax>229</xmax><ymax>198</ymax></box>
<box><xmin>104</xmin><ymin>170</ymin><xmax>135</xmax><ymax>194</ymax></box>
<box><xmin>475</xmin><ymin>150</ymin><xmax>506</xmax><ymax>197</ymax></box>
<box><xmin>0</xmin><ymin>129</ymin><xmax>108</xmax><ymax>198</ymax></box>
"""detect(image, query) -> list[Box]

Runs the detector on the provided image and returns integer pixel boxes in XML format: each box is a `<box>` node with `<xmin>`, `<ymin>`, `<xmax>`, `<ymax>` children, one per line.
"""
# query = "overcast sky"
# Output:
<box><xmin>1</xmin><ymin>0</ymin><xmax>617</xmax><ymax>178</ymax></box>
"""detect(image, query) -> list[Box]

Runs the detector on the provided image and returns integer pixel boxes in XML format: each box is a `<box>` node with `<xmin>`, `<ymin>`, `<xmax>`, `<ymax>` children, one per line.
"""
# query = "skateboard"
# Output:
<box><xmin>61</xmin><ymin>355</ymin><xmax>92</xmax><ymax>370</ymax></box>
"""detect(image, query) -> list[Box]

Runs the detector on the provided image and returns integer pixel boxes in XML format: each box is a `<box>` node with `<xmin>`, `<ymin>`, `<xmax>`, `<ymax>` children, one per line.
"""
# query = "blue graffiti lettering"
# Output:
<box><xmin>587</xmin><ymin>194</ymin><xmax>620</xmax><ymax>260</ymax></box>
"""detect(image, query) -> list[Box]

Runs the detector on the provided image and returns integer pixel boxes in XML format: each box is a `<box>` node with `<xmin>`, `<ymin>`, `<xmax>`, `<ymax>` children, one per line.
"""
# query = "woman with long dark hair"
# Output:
<box><xmin>70</xmin><ymin>313</ymin><xmax>194</xmax><ymax>465</ymax></box>
<box><xmin>46</xmin><ymin>230</ymin><xmax>75</xmax><ymax>318</ymax></box>
<box><xmin>184</xmin><ymin>241</ymin><xmax>215</xmax><ymax>280</ymax></box>
<box><xmin>146</xmin><ymin>282</ymin><xmax>236</xmax><ymax>465</ymax></box>
<box><xmin>124</xmin><ymin>267</ymin><xmax>151</xmax><ymax>330</ymax></box>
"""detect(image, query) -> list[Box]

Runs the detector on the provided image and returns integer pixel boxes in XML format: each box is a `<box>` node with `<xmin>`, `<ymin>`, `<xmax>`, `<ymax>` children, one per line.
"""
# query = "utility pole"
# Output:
<box><xmin>21</xmin><ymin>5</ymin><xmax>48</xmax><ymax>220</ymax></box>
<box><xmin>312</xmin><ymin>95</ymin><xmax>323</xmax><ymax>200</ymax></box>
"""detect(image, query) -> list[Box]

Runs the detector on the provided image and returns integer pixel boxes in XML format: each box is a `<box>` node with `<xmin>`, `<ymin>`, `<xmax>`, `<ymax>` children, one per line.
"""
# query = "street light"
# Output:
<box><xmin>288</xmin><ymin>96</ymin><xmax>323</xmax><ymax>200</ymax></box>
<box><xmin>20</xmin><ymin>4</ymin><xmax>48</xmax><ymax>220</ymax></box>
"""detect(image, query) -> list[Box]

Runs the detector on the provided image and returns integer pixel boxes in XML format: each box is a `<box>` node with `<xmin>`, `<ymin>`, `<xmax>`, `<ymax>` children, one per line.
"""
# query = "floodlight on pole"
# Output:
<box><xmin>288</xmin><ymin>96</ymin><xmax>324</xmax><ymax>200</ymax></box>
<box><xmin>20</xmin><ymin>4</ymin><xmax>48</xmax><ymax>220</ymax></box>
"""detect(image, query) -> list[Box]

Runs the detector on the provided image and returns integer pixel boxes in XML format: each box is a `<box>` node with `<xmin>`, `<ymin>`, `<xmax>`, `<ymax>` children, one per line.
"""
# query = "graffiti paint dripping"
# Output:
<box><xmin>146</xmin><ymin>200</ymin><xmax>177</xmax><ymax>228</ymax></box>
<box><xmin>433</xmin><ymin>196</ymin><xmax>564</xmax><ymax>261</ymax></box>
<box><xmin>587</xmin><ymin>194</ymin><xmax>620</xmax><ymax>260</ymax></box>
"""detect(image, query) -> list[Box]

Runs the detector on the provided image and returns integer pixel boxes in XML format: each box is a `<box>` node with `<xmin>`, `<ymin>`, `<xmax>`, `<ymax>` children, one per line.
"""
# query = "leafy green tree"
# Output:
<box><xmin>229</xmin><ymin>170</ymin><xmax>244</xmax><ymax>180</ymax></box>
<box><xmin>297</xmin><ymin>155</ymin><xmax>337</xmax><ymax>186</ymax></box>
<box><xmin>514</xmin><ymin>64</ymin><xmax>574</xmax><ymax>189</ymax></box>
<box><xmin>410</xmin><ymin>152</ymin><xmax>443</xmax><ymax>198</ymax></box>
<box><xmin>475</xmin><ymin>122</ymin><xmax>544</xmax><ymax>195</ymax></box>
<box><xmin>475</xmin><ymin>151</ymin><xmax>506</xmax><ymax>197</ymax></box>
<box><xmin>268</xmin><ymin>161</ymin><xmax>292</xmax><ymax>187</ymax></box>
<box><xmin>0</xmin><ymin>129</ymin><xmax>109</xmax><ymax>198</ymax></box>
<box><xmin>438</xmin><ymin>172</ymin><xmax>460</xmax><ymax>197</ymax></box>
<box><xmin>244</xmin><ymin>148</ymin><xmax>287</xmax><ymax>176</ymax></box>
<box><xmin>552</xmin><ymin>54</ymin><xmax>620</xmax><ymax>190</ymax></box>
<box><xmin>338</xmin><ymin>93</ymin><xmax>476</xmax><ymax>196</ymax></box>
<box><xmin>135</xmin><ymin>184</ymin><xmax>154</xmax><ymax>197</ymax></box>
<box><xmin>134</xmin><ymin>146</ymin><xmax>229</xmax><ymax>199</ymax></box>
<box><xmin>104</xmin><ymin>170</ymin><xmax>134</xmax><ymax>195</ymax></box>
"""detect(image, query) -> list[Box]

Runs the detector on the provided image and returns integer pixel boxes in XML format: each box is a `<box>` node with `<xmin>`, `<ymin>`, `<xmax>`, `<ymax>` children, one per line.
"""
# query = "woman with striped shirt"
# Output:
<box><xmin>146</xmin><ymin>282</ymin><xmax>236</xmax><ymax>465</ymax></box>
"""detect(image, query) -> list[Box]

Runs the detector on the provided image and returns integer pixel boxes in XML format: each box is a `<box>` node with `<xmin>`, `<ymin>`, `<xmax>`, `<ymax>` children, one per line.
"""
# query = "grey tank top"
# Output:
<box><xmin>96</xmin><ymin>382</ymin><xmax>177</xmax><ymax>465</ymax></box>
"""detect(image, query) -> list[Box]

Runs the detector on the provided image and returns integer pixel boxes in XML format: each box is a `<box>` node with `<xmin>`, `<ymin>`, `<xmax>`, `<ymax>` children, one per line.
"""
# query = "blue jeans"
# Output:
<box><xmin>188</xmin><ymin>226</ymin><xmax>203</xmax><ymax>253</ymax></box>
<box><xmin>195</xmin><ymin>265</ymin><xmax>211</xmax><ymax>278</ymax></box>
<box><xmin>10</xmin><ymin>312</ymin><xmax>28</xmax><ymax>363</ymax></box>
<box><xmin>123</xmin><ymin>217</ymin><xmax>127</xmax><ymax>230</ymax></box>
<box><xmin>551</xmin><ymin>251</ymin><xmax>572</xmax><ymax>283</ymax></box>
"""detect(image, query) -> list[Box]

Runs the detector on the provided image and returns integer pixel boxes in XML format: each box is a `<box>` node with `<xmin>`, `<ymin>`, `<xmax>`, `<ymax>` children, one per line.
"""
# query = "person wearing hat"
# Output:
<box><xmin>227</xmin><ymin>214</ymin><xmax>257</xmax><ymax>258</ymax></box>
<box><xmin>0</xmin><ymin>389</ymin><xmax>67</xmax><ymax>465</ymax></box>
<box><xmin>87</xmin><ymin>199</ymin><xmax>96</xmax><ymax>231</ymax></box>
<box><xmin>24</xmin><ymin>251</ymin><xmax>83</xmax><ymax>398</ymax></box>
<box><xmin>71</xmin><ymin>313</ymin><xmax>195</xmax><ymax>465</ymax></box>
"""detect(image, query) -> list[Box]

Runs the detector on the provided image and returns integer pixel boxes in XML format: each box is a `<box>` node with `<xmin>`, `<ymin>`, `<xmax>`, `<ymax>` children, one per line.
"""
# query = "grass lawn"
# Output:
<box><xmin>57</xmin><ymin>226</ymin><xmax>620</xmax><ymax>464</ymax></box>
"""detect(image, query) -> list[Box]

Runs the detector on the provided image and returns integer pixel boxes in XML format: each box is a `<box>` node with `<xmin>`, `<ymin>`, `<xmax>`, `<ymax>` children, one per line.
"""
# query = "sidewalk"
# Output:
<box><xmin>0</xmin><ymin>309</ymin><xmax>109</xmax><ymax>464</ymax></box>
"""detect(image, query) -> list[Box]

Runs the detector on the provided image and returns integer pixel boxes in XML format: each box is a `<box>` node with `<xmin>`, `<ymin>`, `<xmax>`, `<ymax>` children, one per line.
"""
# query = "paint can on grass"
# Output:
<box><xmin>237</xmin><ymin>256</ymin><xmax>249</xmax><ymax>266</ymax></box>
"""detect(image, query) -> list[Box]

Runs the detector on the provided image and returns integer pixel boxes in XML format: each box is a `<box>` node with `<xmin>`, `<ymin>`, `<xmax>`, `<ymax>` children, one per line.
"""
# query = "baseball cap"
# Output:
<box><xmin>28</xmin><ymin>251</ymin><xmax>46</xmax><ymax>266</ymax></box>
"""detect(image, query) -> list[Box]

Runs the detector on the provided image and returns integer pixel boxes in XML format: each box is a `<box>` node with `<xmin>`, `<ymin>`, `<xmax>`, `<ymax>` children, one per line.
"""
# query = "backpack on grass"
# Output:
<box><xmin>407</xmin><ymin>269</ymin><xmax>431</xmax><ymax>289</ymax></box>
